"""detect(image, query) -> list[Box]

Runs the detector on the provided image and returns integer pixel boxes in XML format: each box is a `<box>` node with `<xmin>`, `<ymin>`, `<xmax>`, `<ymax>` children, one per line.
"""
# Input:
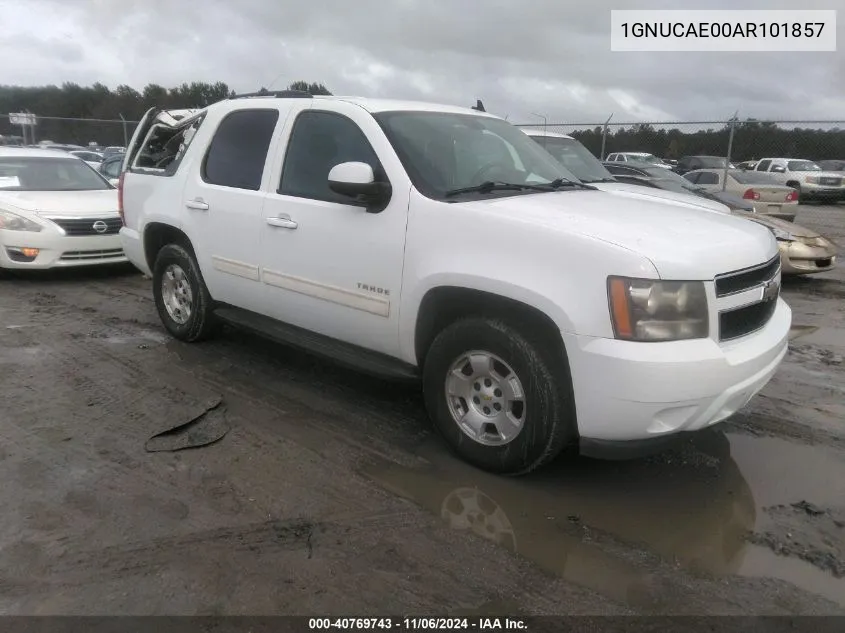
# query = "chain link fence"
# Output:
<box><xmin>516</xmin><ymin>119</ymin><xmax>845</xmax><ymax>165</ymax></box>
<box><xmin>3</xmin><ymin>113</ymin><xmax>845</xmax><ymax>166</ymax></box>
<box><xmin>0</xmin><ymin>115</ymin><xmax>138</xmax><ymax>148</ymax></box>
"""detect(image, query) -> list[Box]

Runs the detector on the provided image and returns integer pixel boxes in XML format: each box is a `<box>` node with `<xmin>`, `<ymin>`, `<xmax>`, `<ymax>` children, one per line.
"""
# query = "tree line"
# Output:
<box><xmin>566</xmin><ymin>120</ymin><xmax>845</xmax><ymax>163</ymax></box>
<box><xmin>0</xmin><ymin>80</ymin><xmax>332</xmax><ymax>146</ymax></box>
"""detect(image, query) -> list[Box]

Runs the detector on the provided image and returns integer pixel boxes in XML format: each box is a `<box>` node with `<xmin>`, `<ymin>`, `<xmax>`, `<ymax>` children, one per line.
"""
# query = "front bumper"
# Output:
<box><xmin>780</xmin><ymin>239</ymin><xmax>837</xmax><ymax>275</ymax></box>
<box><xmin>563</xmin><ymin>298</ymin><xmax>791</xmax><ymax>448</ymax></box>
<box><xmin>800</xmin><ymin>183</ymin><xmax>845</xmax><ymax>199</ymax></box>
<box><xmin>0</xmin><ymin>229</ymin><xmax>126</xmax><ymax>269</ymax></box>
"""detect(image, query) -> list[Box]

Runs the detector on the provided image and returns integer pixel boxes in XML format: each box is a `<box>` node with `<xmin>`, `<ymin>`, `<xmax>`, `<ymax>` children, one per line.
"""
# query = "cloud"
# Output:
<box><xmin>1</xmin><ymin>0</ymin><xmax>843</xmax><ymax>124</ymax></box>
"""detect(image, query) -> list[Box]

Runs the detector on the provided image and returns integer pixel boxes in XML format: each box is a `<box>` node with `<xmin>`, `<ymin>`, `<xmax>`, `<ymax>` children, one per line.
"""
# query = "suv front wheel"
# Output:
<box><xmin>152</xmin><ymin>243</ymin><xmax>216</xmax><ymax>342</ymax></box>
<box><xmin>422</xmin><ymin>317</ymin><xmax>575</xmax><ymax>475</ymax></box>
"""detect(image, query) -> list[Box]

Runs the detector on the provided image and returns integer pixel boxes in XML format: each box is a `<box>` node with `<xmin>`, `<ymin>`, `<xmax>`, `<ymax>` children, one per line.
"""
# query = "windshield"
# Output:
<box><xmin>530</xmin><ymin>136</ymin><xmax>614</xmax><ymax>183</ymax></box>
<box><xmin>787</xmin><ymin>160</ymin><xmax>821</xmax><ymax>172</ymax></box>
<box><xmin>0</xmin><ymin>157</ymin><xmax>112</xmax><ymax>191</ymax></box>
<box><xmin>373</xmin><ymin>111</ymin><xmax>581</xmax><ymax>199</ymax></box>
<box><xmin>631</xmin><ymin>153</ymin><xmax>663</xmax><ymax>164</ymax></box>
<box><xmin>695</xmin><ymin>156</ymin><xmax>728</xmax><ymax>168</ymax></box>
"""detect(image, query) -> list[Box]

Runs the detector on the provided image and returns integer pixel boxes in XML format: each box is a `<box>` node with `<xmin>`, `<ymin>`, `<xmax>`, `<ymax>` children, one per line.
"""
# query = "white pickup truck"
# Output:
<box><xmin>118</xmin><ymin>92</ymin><xmax>791</xmax><ymax>475</ymax></box>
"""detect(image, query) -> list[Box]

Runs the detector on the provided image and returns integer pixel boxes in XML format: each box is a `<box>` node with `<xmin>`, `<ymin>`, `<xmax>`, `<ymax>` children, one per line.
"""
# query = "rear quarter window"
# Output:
<box><xmin>202</xmin><ymin>109</ymin><xmax>280</xmax><ymax>190</ymax></box>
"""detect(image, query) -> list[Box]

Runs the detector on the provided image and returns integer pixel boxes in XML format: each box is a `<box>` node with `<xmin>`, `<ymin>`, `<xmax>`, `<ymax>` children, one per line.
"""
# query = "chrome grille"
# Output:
<box><xmin>46</xmin><ymin>216</ymin><xmax>122</xmax><ymax>236</ymax></box>
<box><xmin>716</xmin><ymin>256</ymin><xmax>781</xmax><ymax>342</ymax></box>
<box><xmin>714</xmin><ymin>255</ymin><xmax>780</xmax><ymax>297</ymax></box>
<box><xmin>819</xmin><ymin>176</ymin><xmax>842</xmax><ymax>186</ymax></box>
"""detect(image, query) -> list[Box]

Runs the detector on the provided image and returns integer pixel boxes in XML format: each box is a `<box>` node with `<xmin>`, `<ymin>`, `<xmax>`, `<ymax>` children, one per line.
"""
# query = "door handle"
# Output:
<box><xmin>266</xmin><ymin>216</ymin><xmax>298</xmax><ymax>229</ymax></box>
<box><xmin>185</xmin><ymin>199</ymin><xmax>209</xmax><ymax>211</ymax></box>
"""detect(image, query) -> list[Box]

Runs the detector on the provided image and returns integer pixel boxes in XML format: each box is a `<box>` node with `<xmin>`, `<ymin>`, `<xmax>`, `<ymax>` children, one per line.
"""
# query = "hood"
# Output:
<box><xmin>733</xmin><ymin>211</ymin><xmax>819</xmax><ymax>238</ymax></box>
<box><xmin>0</xmin><ymin>189</ymin><xmax>119</xmax><ymax>218</ymax></box>
<box><xmin>468</xmin><ymin>190</ymin><xmax>778</xmax><ymax>280</ymax></box>
<box><xmin>592</xmin><ymin>181</ymin><xmax>731</xmax><ymax>214</ymax></box>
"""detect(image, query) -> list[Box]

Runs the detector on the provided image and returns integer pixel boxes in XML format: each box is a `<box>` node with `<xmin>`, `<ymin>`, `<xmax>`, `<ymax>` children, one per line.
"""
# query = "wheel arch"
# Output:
<box><xmin>412</xmin><ymin>283</ymin><xmax>572</xmax><ymax>375</ymax></box>
<box><xmin>143</xmin><ymin>222</ymin><xmax>195</xmax><ymax>272</ymax></box>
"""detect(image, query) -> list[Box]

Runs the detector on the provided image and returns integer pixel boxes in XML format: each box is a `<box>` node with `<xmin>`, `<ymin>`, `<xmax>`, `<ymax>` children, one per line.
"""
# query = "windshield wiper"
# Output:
<box><xmin>581</xmin><ymin>177</ymin><xmax>616</xmax><ymax>183</ymax></box>
<box><xmin>547</xmin><ymin>178</ymin><xmax>598</xmax><ymax>190</ymax></box>
<box><xmin>444</xmin><ymin>178</ymin><xmax>597</xmax><ymax>198</ymax></box>
<box><xmin>444</xmin><ymin>181</ymin><xmax>555</xmax><ymax>197</ymax></box>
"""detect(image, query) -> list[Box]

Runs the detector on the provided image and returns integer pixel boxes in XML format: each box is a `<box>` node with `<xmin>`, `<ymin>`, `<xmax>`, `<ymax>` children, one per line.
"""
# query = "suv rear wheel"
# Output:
<box><xmin>152</xmin><ymin>243</ymin><xmax>216</xmax><ymax>342</ymax></box>
<box><xmin>422</xmin><ymin>317</ymin><xmax>575</xmax><ymax>475</ymax></box>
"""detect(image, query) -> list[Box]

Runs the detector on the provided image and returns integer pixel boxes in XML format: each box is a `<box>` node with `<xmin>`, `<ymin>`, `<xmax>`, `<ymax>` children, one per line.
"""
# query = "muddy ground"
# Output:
<box><xmin>1</xmin><ymin>203</ymin><xmax>844</xmax><ymax>616</ymax></box>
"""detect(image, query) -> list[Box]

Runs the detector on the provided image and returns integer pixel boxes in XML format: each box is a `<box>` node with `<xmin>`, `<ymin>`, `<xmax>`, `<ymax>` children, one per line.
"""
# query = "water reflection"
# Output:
<box><xmin>361</xmin><ymin>429</ymin><xmax>755</xmax><ymax>607</ymax></box>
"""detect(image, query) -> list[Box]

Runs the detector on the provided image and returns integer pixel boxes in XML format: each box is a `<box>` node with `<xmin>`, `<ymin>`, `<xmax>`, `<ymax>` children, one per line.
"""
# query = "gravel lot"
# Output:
<box><xmin>1</xmin><ymin>203</ymin><xmax>843</xmax><ymax>616</ymax></box>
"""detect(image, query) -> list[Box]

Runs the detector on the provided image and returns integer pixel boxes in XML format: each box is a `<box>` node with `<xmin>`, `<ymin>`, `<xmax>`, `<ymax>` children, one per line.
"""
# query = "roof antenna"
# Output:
<box><xmin>471</xmin><ymin>100</ymin><xmax>486</xmax><ymax>112</ymax></box>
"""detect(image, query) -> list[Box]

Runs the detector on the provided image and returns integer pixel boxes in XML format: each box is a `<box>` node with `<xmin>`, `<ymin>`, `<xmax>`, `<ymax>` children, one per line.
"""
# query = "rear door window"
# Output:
<box><xmin>202</xmin><ymin>109</ymin><xmax>280</xmax><ymax>190</ymax></box>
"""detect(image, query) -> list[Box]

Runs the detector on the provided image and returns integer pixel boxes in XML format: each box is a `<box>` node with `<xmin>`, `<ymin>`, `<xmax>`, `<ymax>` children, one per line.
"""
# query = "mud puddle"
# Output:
<box><xmin>361</xmin><ymin>430</ymin><xmax>845</xmax><ymax>608</ymax></box>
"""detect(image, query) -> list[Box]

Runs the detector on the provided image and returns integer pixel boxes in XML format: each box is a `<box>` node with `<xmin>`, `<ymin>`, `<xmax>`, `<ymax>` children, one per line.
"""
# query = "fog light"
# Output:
<box><xmin>5</xmin><ymin>246</ymin><xmax>40</xmax><ymax>262</ymax></box>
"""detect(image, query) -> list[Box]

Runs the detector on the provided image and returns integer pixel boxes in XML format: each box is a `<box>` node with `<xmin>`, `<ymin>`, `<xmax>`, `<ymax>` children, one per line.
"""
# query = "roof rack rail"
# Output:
<box><xmin>231</xmin><ymin>90</ymin><xmax>313</xmax><ymax>100</ymax></box>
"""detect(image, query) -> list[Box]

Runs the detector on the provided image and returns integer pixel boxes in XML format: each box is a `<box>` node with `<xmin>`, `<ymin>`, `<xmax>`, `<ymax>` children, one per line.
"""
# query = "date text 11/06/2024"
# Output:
<box><xmin>308</xmin><ymin>618</ymin><xmax>528</xmax><ymax>630</ymax></box>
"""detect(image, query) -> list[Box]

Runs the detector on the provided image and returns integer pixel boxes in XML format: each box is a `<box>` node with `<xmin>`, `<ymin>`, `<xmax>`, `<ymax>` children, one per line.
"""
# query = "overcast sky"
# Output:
<box><xmin>1</xmin><ymin>0</ymin><xmax>842</xmax><ymax>124</ymax></box>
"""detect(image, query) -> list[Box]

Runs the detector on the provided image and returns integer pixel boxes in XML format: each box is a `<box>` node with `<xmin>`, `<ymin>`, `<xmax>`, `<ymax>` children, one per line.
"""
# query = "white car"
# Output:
<box><xmin>753</xmin><ymin>157</ymin><xmax>845</xmax><ymax>202</ymax></box>
<box><xmin>605</xmin><ymin>152</ymin><xmax>673</xmax><ymax>169</ymax></box>
<box><xmin>0</xmin><ymin>147</ymin><xmax>126</xmax><ymax>269</ymax></box>
<box><xmin>522</xmin><ymin>130</ymin><xmax>731</xmax><ymax>214</ymax></box>
<box><xmin>120</xmin><ymin>95</ymin><xmax>790</xmax><ymax>475</ymax></box>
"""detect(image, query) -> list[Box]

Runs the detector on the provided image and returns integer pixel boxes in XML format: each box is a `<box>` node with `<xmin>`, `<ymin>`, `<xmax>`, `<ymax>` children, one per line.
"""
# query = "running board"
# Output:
<box><xmin>213</xmin><ymin>305</ymin><xmax>419</xmax><ymax>382</ymax></box>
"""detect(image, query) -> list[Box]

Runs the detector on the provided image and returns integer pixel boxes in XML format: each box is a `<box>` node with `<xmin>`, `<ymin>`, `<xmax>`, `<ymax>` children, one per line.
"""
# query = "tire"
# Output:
<box><xmin>422</xmin><ymin>317</ymin><xmax>576</xmax><ymax>475</ymax></box>
<box><xmin>152</xmin><ymin>243</ymin><xmax>217</xmax><ymax>342</ymax></box>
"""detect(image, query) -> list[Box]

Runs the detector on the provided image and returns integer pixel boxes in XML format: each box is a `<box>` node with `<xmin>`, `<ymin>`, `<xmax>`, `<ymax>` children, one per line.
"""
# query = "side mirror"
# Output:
<box><xmin>328</xmin><ymin>162</ymin><xmax>391</xmax><ymax>210</ymax></box>
<box><xmin>109</xmin><ymin>178</ymin><xmax>119</xmax><ymax>187</ymax></box>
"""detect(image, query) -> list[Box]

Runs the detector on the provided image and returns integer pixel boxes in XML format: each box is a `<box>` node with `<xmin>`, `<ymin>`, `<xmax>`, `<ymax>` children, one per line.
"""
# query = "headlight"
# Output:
<box><xmin>608</xmin><ymin>277</ymin><xmax>709</xmax><ymax>342</ymax></box>
<box><xmin>805</xmin><ymin>175</ymin><xmax>820</xmax><ymax>184</ymax></box>
<box><xmin>769</xmin><ymin>226</ymin><xmax>796</xmax><ymax>242</ymax></box>
<box><xmin>0</xmin><ymin>209</ymin><xmax>43</xmax><ymax>232</ymax></box>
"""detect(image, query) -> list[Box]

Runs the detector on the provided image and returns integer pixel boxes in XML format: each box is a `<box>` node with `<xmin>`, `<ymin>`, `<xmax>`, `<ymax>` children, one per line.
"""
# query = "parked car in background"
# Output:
<box><xmin>524</xmin><ymin>130</ymin><xmax>730</xmax><ymax>214</ymax></box>
<box><xmin>102</xmin><ymin>146</ymin><xmax>126</xmax><ymax>159</ymax></box>
<box><xmin>674</xmin><ymin>155</ymin><xmax>733</xmax><ymax>175</ymax></box>
<box><xmin>605</xmin><ymin>152</ymin><xmax>673</xmax><ymax>169</ymax></box>
<box><xmin>119</xmin><ymin>95</ymin><xmax>789</xmax><ymax>475</ymax></box>
<box><xmin>0</xmin><ymin>147</ymin><xmax>125</xmax><ymax>270</ymax></box>
<box><xmin>753</xmin><ymin>158</ymin><xmax>845</xmax><ymax>202</ymax></box>
<box><xmin>742</xmin><ymin>214</ymin><xmax>837</xmax><ymax>276</ymax></box>
<box><xmin>98</xmin><ymin>154</ymin><xmax>123</xmax><ymax>186</ymax></box>
<box><xmin>69</xmin><ymin>150</ymin><xmax>105</xmax><ymax>169</ymax></box>
<box><xmin>602</xmin><ymin>161</ymin><xmax>743</xmax><ymax>211</ymax></box>
<box><xmin>603</xmin><ymin>161</ymin><xmax>836</xmax><ymax>277</ymax></box>
<box><xmin>682</xmin><ymin>169</ymin><xmax>799</xmax><ymax>222</ymax></box>
<box><xmin>818</xmin><ymin>159</ymin><xmax>845</xmax><ymax>174</ymax></box>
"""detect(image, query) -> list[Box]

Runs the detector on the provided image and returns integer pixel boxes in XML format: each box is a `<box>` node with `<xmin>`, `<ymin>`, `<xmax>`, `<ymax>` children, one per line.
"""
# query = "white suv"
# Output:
<box><xmin>118</xmin><ymin>92</ymin><xmax>791</xmax><ymax>475</ymax></box>
<box><xmin>754</xmin><ymin>157</ymin><xmax>845</xmax><ymax>202</ymax></box>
